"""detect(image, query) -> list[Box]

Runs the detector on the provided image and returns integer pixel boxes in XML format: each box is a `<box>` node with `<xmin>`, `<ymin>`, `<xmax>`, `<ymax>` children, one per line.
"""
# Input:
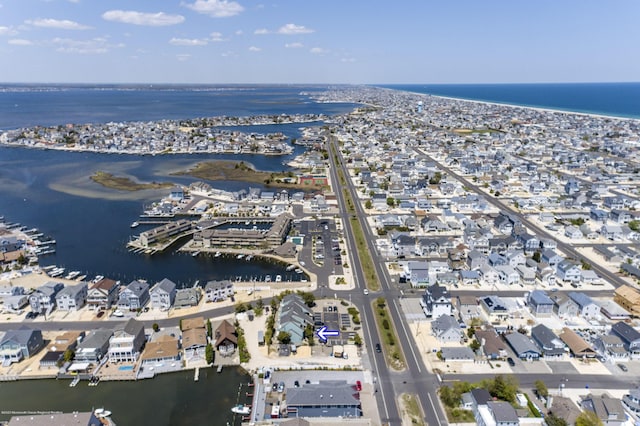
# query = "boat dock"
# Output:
<box><xmin>194</xmin><ymin>367</ymin><xmax>199</xmax><ymax>382</ymax></box>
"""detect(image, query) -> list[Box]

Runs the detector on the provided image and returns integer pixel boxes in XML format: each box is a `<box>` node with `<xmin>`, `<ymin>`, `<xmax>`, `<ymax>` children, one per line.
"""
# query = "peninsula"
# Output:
<box><xmin>90</xmin><ymin>171</ymin><xmax>175</xmax><ymax>191</ymax></box>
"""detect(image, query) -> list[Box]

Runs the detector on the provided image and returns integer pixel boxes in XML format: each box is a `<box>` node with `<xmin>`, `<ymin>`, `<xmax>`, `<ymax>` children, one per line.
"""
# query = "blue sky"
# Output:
<box><xmin>0</xmin><ymin>0</ymin><xmax>639</xmax><ymax>84</ymax></box>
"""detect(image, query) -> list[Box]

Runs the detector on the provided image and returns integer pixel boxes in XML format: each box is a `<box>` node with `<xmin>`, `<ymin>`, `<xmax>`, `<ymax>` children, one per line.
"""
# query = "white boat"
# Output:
<box><xmin>131</xmin><ymin>221</ymin><xmax>140</xmax><ymax>228</ymax></box>
<box><xmin>231</xmin><ymin>405</ymin><xmax>251</xmax><ymax>415</ymax></box>
<box><xmin>214</xmin><ymin>251</ymin><xmax>221</xmax><ymax>257</ymax></box>
<box><xmin>236</xmin><ymin>254</ymin><xmax>244</xmax><ymax>259</ymax></box>
<box><xmin>65</xmin><ymin>271</ymin><xmax>81</xmax><ymax>280</ymax></box>
<box><xmin>49</xmin><ymin>268</ymin><xmax>65</xmax><ymax>277</ymax></box>
<box><xmin>192</xmin><ymin>251</ymin><xmax>200</xmax><ymax>257</ymax></box>
<box><xmin>275</xmin><ymin>275</ymin><xmax>282</xmax><ymax>282</ymax></box>
<box><xmin>286</xmin><ymin>264</ymin><xmax>296</xmax><ymax>271</ymax></box>
<box><xmin>94</xmin><ymin>408</ymin><xmax>112</xmax><ymax>418</ymax></box>
<box><xmin>295</xmin><ymin>268</ymin><xmax>303</xmax><ymax>274</ymax></box>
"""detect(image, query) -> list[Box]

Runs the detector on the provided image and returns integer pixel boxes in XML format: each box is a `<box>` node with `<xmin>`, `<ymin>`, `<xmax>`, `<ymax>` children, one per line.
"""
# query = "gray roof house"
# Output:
<box><xmin>568</xmin><ymin>292</ymin><xmax>601</xmax><ymax>319</ymax></box>
<box><xmin>440</xmin><ymin>346</ymin><xmax>475</xmax><ymax>361</ymax></box>
<box><xmin>431</xmin><ymin>315</ymin><xmax>462</xmax><ymax>343</ymax></box>
<box><xmin>108</xmin><ymin>318</ymin><xmax>146</xmax><ymax>363</ymax></box>
<box><xmin>174</xmin><ymin>287</ymin><xmax>201</xmax><ymax>308</ymax></box>
<box><xmin>29</xmin><ymin>281</ymin><xmax>64</xmax><ymax>314</ymax></box>
<box><xmin>75</xmin><ymin>329</ymin><xmax>113</xmax><ymax>363</ymax></box>
<box><xmin>204</xmin><ymin>280</ymin><xmax>234</xmax><ymax>302</ymax></box>
<box><xmin>551</xmin><ymin>293</ymin><xmax>580</xmax><ymax>318</ymax></box>
<box><xmin>55</xmin><ymin>282</ymin><xmax>88</xmax><ymax>312</ymax></box>
<box><xmin>528</xmin><ymin>290</ymin><xmax>554</xmax><ymax>317</ymax></box>
<box><xmin>150</xmin><ymin>278</ymin><xmax>177</xmax><ymax>310</ymax></box>
<box><xmin>420</xmin><ymin>284</ymin><xmax>452</xmax><ymax>319</ymax></box>
<box><xmin>117</xmin><ymin>280</ymin><xmax>150</xmax><ymax>311</ymax></box>
<box><xmin>531</xmin><ymin>324</ymin><xmax>566</xmax><ymax>359</ymax></box>
<box><xmin>611</xmin><ymin>322</ymin><xmax>640</xmax><ymax>359</ymax></box>
<box><xmin>594</xmin><ymin>334</ymin><xmax>629</xmax><ymax>362</ymax></box>
<box><xmin>504</xmin><ymin>332</ymin><xmax>541</xmax><ymax>360</ymax></box>
<box><xmin>0</xmin><ymin>328</ymin><xmax>44</xmax><ymax>366</ymax></box>
<box><xmin>285</xmin><ymin>380</ymin><xmax>361</xmax><ymax>418</ymax></box>
<box><xmin>581</xmin><ymin>393</ymin><xmax>627</xmax><ymax>426</ymax></box>
<box><xmin>276</xmin><ymin>294</ymin><xmax>313</xmax><ymax>345</ymax></box>
<box><xmin>480</xmin><ymin>401</ymin><xmax>519</xmax><ymax>426</ymax></box>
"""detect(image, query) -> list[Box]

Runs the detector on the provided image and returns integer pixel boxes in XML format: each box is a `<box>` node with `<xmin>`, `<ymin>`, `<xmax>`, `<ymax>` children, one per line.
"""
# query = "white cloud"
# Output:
<box><xmin>25</xmin><ymin>18</ymin><xmax>92</xmax><ymax>30</ymax></box>
<box><xmin>285</xmin><ymin>42</ymin><xmax>303</xmax><ymax>49</ymax></box>
<box><xmin>254</xmin><ymin>28</ymin><xmax>269</xmax><ymax>35</ymax></box>
<box><xmin>310</xmin><ymin>47</ymin><xmax>328</xmax><ymax>54</ymax></box>
<box><xmin>50</xmin><ymin>37</ymin><xmax>123</xmax><ymax>54</ymax></box>
<box><xmin>169</xmin><ymin>37</ymin><xmax>208</xmax><ymax>46</ymax></box>
<box><xmin>277</xmin><ymin>23</ymin><xmax>313</xmax><ymax>35</ymax></box>
<box><xmin>102</xmin><ymin>10</ymin><xmax>185</xmax><ymax>26</ymax></box>
<box><xmin>209</xmin><ymin>32</ymin><xmax>224</xmax><ymax>42</ymax></box>
<box><xmin>177</xmin><ymin>54</ymin><xmax>191</xmax><ymax>61</ymax></box>
<box><xmin>235</xmin><ymin>30</ymin><xmax>243</xmax><ymax>35</ymax></box>
<box><xmin>341</xmin><ymin>57</ymin><xmax>356</xmax><ymax>63</ymax></box>
<box><xmin>183</xmin><ymin>0</ymin><xmax>244</xmax><ymax>18</ymax></box>
<box><xmin>248</xmin><ymin>46</ymin><xmax>261</xmax><ymax>52</ymax></box>
<box><xmin>8</xmin><ymin>39</ymin><xmax>33</xmax><ymax>46</ymax></box>
<box><xmin>0</xmin><ymin>26</ymin><xmax>18</xmax><ymax>36</ymax></box>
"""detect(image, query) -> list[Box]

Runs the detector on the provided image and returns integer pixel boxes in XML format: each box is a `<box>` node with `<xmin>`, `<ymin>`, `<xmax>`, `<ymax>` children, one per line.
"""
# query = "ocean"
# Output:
<box><xmin>379</xmin><ymin>82</ymin><xmax>640</xmax><ymax>119</ymax></box>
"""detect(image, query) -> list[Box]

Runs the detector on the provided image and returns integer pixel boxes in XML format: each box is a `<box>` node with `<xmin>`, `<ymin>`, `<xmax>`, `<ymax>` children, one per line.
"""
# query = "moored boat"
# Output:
<box><xmin>231</xmin><ymin>404</ymin><xmax>251</xmax><ymax>415</ymax></box>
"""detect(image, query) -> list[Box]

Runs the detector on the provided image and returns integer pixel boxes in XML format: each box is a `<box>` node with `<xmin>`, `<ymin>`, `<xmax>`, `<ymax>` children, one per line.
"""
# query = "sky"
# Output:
<box><xmin>0</xmin><ymin>0</ymin><xmax>639</xmax><ymax>84</ymax></box>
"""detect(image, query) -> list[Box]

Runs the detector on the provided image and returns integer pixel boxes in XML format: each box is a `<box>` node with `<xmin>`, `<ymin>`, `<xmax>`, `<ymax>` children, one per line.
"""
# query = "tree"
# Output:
<box><xmin>575</xmin><ymin>410</ymin><xmax>603</xmax><ymax>426</ymax></box>
<box><xmin>152</xmin><ymin>323</ymin><xmax>160</xmax><ymax>333</ymax></box>
<box><xmin>206</xmin><ymin>319</ymin><xmax>212</xmax><ymax>338</ymax></box>
<box><xmin>485</xmin><ymin>374</ymin><xmax>519</xmax><ymax>403</ymax></box>
<box><xmin>534</xmin><ymin>379</ymin><xmax>549</xmax><ymax>398</ymax></box>
<box><xmin>365</xmin><ymin>200</ymin><xmax>373</xmax><ymax>210</ymax></box>
<box><xmin>63</xmin><ymin>348</ymin><xmax>75</xmax><ymax>363</ymax></box>
<box><xmin>439</xmin><ymin>385</ymin><xmax>459</xmax><ymax>408</ymax></box>
<box><xmin>545</xmin><ymin>413</ymin><xmax>569</xmax><ymax>426</ymax></box>
<box><xmin>205</xmin><ymin>343</ymin><xmax>214</xmax><ymax>365</ymax></box>
<box><xmin>386</xmin><ymin>197</ymin><xmax>395</xmax><ymax>207</ymax></box>
<box><xmin>532</xmin><ymin>251</ymin><xmax>541</xmax><ymax>263</ymax></box>
<box><xmin>277</xmin><ymin>331</ymin><xmax>291</xmax><ymax>345</ymax></box>
<box><xmin>299</xmin><ymin>292</ymin><xmax>315</xmax><ymax>307</ymax></box>
<box><xmin>467</xmin><ymin>327</ymin><xmax>476</xmax><ymax>339</ymax></box>
<box><xmin>429</xmin><ymin>171</ymin><xmax>442</xmax><ymax>185</ymax></box>
<box><xmin>353</xmin><ymin>334</ymin><xmax>362</xmax><ymax>346</ymax></box>
<box><xmin>629</xmin><ymin>220</ymin><xmax>640</xmax><ymax>232</ymax></box>
<box><xmin>469</xmin><ymin>339</ymin><xmax>481</xmax><ymax>351</ymax></box>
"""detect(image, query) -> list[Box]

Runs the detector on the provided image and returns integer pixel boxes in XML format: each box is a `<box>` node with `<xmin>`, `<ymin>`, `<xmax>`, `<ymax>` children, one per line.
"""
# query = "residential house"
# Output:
<box><xmin>55</xmin><ymin>282</ymin><xmax>88</xmax><ymax>312</ymax></box>
<box><xmin>517</xmin><ymin>233</ymin><xmax>540</xmax><ymax>254</ymax></box>
<box><xmin>531</xmin><ymin>324</ymin><xmax>566</xmax><ymax>359</ymax></box>
<box><xmin>614</xmin><ymin>285</ymin><xmax>640</xmax><ymax>317</ymax></box>
<box><xmin>276</xmin><ymin>294</ymin><xmax>313</xmax><ymax>345</ymax></box>
<box><xmin>28</xmin><ymin>281</ymin><xmax>64</xmax><ymax>314</ymax></box>
<box><xmin>174</xmin><ymin>287</ymin><xmax>201</xmax><ymax>308</ymax></box>
<box><xmin>541</xmin><ymin>249</ymin><xmax>563</xmax><ymax>268</ymax></box>
<box><xmin>551</xmin><ymin>293</ymin><xmax>580</xmax><ymax>318</ymax></box>
<box><xmin>477</xmin><ymin>401</ymin><xmax>519</xmax><ymax>426</ymax></box>
<box><xmin>150</xmin><ymin>278</ymin><xmax>177</xmax><ymax>310</ymax></box>
<box><xmin>420</xmin><ymin>284</ymin><xmax>452</xmax><ymax>319</ymax></box>
<box><xmin>475</xmin><ymin>327</ymin><xmax>508</xmax><ymax>360</ymax></box>
<box><xmin>204</xmin><ymin>280</ymin><xmax>234</xmax><ymax>302</ymax></box>
<box><xmin>559</xmin><ymin>327</ymin><xmax>596</xmax><ymax>358</ymax></box>
<box><xmin>181</xmin><ymin>316</ymin><xmax>208</xmax><ymax>361</ymax></box>
<box><xmin>75</xmin><ymin>329</ymin><xmax>113</xmax><ymax>363</ymax></box>
<box><xmin>431</xmin><ymin>315</ymin><xmax>462</xmax><ymax>343</ymax></box>
<box><xmin>459</xmin><ymin>270</ymin><xmax>481</xmax><ymax>286</ymax></box>
<box><xmin>215</xmin><ymin>320</ymin><xmax>237</xmax><ymax>357</ymax></box>
<box><xmin>140</xmin><ymin>335</ymin><xmax>180</xmax><ymax>369</ymax></box>
<box><xmin>404</xmin><ymin>261</ymin><xmax>430</xmax><ymax>287</ymax></box>
<box><xmin>456</xmin><ymin>295</ymin><xmax>479</xmax><ymax>321</ymax></box>
<box><xmin>117</xmin><ymin>280</ymin><xmax>150</xmax><ymax>311</ymax></box>
<box><xmin>504</xmin><ymin>250</ymin><xmax>526</xmax><ymax>267</ymax></box>
<box><xmin>479</xmin><ymin>295</ymin><xmax>509</xmax><ymax>323</ymax></box>
<box><xmin>516</xmin><ymin>265</ymin><xmax>535</xmax><ymax>286</ymax></box>
<box><xmin>581</xmin><ymin>393</ymin><xmax>627</xmax><ymax>426</ymax></box>
<box><xmin>440</xmin><ymin>346</ymin><xmax>475</xmax><ymax>362</ymax></box>
<box><xmin>622</xmin><ymin>387</ymin><xmax>640</xmax><ymax>416</ymax></box>
<box><xmin>466</xmin><ymin>250</ymin><xmax>488</xmax><ymax>270</ymax></box>
<box><xmin>528</xmin><ymin>290</ymin><xmax>554</xmax><ymax>317</ymax></box>
<box><xmin>87</xmin><ymin>278</ymin><xmax>120</xmax><ymax>310</ymax></box>
<box><xmin>495</xmin><ymin>265</ymin><xmax>520</xmax><ymax>286</ymax></box>
<box><xmin>108</xmin><ymin>318</ymin><xmax>146</xmax><ymax>363</ymax></box>
<box><xmin>285</xmin><ymin>380</ymin><xmax>362</xmax><ymax>418</ymax></box>
<box><xmin>600</xmin><ymin>224</ymin><xmax>624</xmax><ymax>241</ymax></box>
<box><xmin>0</xmin><ymin>329</ymin><xmax>44</xmax><ymax>365</ymax></box>
<box><xmin>564</xmin><ymin>225</ymin><xmax>583</xmax><ymax>240</ymax></box>
<box><xmin>568</xmin><ymin>292</ymin><xmax>601</xmax><ymax>319</ymax></box>
<box><xmin>593</xmin><ymin>335</ymin><xmax>629</xmax><ymax>362</ymax></box>
<box><xmin>478</xmin><ymin>265</ymin><xmax>499</xmax><ymax>286</ymax></box>
<box><xmin>504</xmin><ymin>332</ymin><xmax>541</xmax><ymax>360</ymax></box>
<box><xmin>611</xmin><ymin>322</ymin><xmax>640</xmax><ymax>359</ymax></box>
<box><xmin>556</xmin><ymin>260</ymin><xmax>582</xmax><ymax>284</ymax></box>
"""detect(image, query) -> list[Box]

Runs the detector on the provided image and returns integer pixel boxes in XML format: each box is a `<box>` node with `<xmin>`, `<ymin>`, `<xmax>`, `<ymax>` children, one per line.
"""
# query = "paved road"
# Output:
<box><xmin>329</xmin><ymin>137</ymin><xmax>448</xmax><ymax>426</ymax></box>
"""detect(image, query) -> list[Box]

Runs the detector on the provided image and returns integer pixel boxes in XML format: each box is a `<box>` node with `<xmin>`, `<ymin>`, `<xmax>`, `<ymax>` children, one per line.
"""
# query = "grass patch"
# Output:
<box><xmin>400</xmin><ymin>393</ymin><xmax>426</xmax><ymax>426</ymax></box>
<box><xmin>349</xmin><ymin>217</ymin><xmax>380</xmax><ymax>291</ymax></box>
<box><xmin>373</xmin><ymin>298</ymin><xmax>405</xmax><ymax>370</ymax></box>
<box><xmin>90</xmin><ymin>171</ymin><xmax>174</xmax><ymax>191</ymax></box>
<box><xmin>445</xmin><ymin>408</ymin><xmax>475</xmax><ymax>422</ymax></box>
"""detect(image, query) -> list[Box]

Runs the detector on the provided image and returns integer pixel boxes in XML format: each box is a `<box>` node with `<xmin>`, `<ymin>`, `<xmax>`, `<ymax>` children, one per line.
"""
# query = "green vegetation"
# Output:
<box><xmin>237</xmin><ymin>325</ymin><xmax>251</xmax><ymax>363</ymax></box>
<box><xmin>152</xmin><ymin>323</ymin><xmax>160</xmax><ymax>333</ymax></box>
<box><xmin>373</xmin><ymin>297</ymin><xmax>405</xmax><ymax>370</ymax></box>
<box><xmin>569</xmin><ymin>217</ymin><xmax>586</xmax><ymax>226</ymax></box>
<box><xmin>347</xmin><ymin>307</ymin><xmax>361</xmax><ymax>324</ymax></box>
<box><xmin>90</xmin><ymin>171</ymin><xmax>174</xmax><ymax>191</ymax></box>
<box><xmin>534</xmin><ymin>380</ymin><xmax>549</xmax><ymax>398</ymax></box>
<box><xmin>277</xmin><ymin>331</ymin><xmax>292</xmax><ymax>344</ymax></box>
<box><xmin>400</xmin><ymin>394</ymin><xmax>426</xmax><ymax>426</ymax></box>
<box><xmin>575</xmin><ymin>410</ymin><xmax>603</xmax><ymax>426</ymax></box>
<box><xmin>206</xmin><ymin>319</ymin><xmax>212</xmax><ymax>338</ymax></box>
<box><xmin>429</xmin><ymin>171</ymin><xmax>442</xmax><ymax>185</ymax></box>
<box><xmin>629</xmin><ymin>220</ymin><xmax>640</xmax><ymax>232</ymax></box>
<box><xmin>205</xmin><ymin>343</ymin><xmax>214</xmax><ymax>365</ymax></box>
<box><xmin>545</xmin><ymin>413</ymin><xmax>569</xmax><ymax>426</ymax></box>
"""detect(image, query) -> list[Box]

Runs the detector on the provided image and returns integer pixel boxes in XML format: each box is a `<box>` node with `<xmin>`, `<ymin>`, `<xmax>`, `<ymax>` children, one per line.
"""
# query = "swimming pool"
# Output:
<box><xmin>118</xmin><ymin>365</ymin><xmax>134</xmax><ymax>371</ymax></box>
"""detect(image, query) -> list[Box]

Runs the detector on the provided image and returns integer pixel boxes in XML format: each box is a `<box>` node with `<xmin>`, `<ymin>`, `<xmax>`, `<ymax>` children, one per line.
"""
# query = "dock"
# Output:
<box><xmin>194</xmin><ymin>367</ymin><xmax>200</xmax><ymax>382</ymax></box>
<box><xmin>217</xmin><ymin>365</ymin><xmax>223</xmax><ymax>373</ymax></box>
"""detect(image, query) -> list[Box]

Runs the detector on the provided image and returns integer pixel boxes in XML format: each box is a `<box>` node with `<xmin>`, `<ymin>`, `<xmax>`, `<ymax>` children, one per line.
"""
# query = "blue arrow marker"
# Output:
<box><xmin>316</xmin><ymin>326</ymin><xmax>340</xmax><ymax>342</ymax></box>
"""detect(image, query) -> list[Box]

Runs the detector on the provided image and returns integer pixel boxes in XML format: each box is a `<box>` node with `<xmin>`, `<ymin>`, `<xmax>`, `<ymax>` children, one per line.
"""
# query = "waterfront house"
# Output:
<box><xmin>611</xmin><ymin>321</ymin><xmax>640</xmax><ymax>359</ymax></box>
<box><xmin>140</xmin><ymin>334</ymin><xmax>180</xmax><ymax>369</ymax></box>
<box><xmin>174</xmin><ymin>287</ymin><xmax>201</xmax><ymax>308</ymax></box>
<box><xmin>559</xmin><ymin>327</ymin><xmax>596</xmax><ymax>358</ymax></box>
<box><xmin>420</xmin><ymin>284</ymin><xmax>452</xmax><ymax>319</ymax></box>
<box><xmin>581</xmin><ymin>393</ymin><xmax>627</xmax><ymax>426</ymax></box>
<box><xmin>0</xmin><ymin>328</ymin><xmax>44</xmax><ymax>366</ymax></box>
<box><xmin>214</xmin><ymin>320</ymin><xmax>238</xmax><ymax>357</ymax></box>
<box><xmin>205</xmin><ymin>280</ymin><xmax>234</xmax><ymax>302</ymax></box>
<box><xmin>528</xmin><ymin>290</ymin><xmax>554</xmax><ymax>317</ymax></box>
<box><xmin>531</xmin><ymin>324</ymin><xmax>566</xmax><ymax>359</ymax></box>
<box><xmin>29</xmin><ymin>281</ymin><xmax>64</xmax><ymax>314</ymax></box>
<box><xmin>55</xmin><ymin>282</ymin><xmax>88</xmax><ymax>312</ymax></box>
<box><xmin>150</xmin><ymin>278</ymin><xmax>177</xmax><ymax>310</ymax></box>
<box><xmin>474</xmin><ymin>327</ymin><xmax>508</xmax><ymax>360</ymax></box>
<box><xmin>117</xmin><ymin>280</ymin><xmax>150</xmax><ymax>311</ymax></box>
<box><xmin>108</xmin><ymin>318</ymin><xmax>146</xmax><ymax>363</ymax></box>
<box><xmin>431</xmin><ymin>315</ymin><xmax>462</xmax><ymax>343</ymax></box>
<box><xmin>87</xmin><ymin>278</ymin><xmax>119</xmax><ymax>311</ymax></box>
<box><xmin>503</xmin><ymin>332</ymin><xmax>541</xmax><ymax>360</ymax></box>
<box><xmin>75</xmin><ymin>329</ymin><xmax>113</xmax><ymax>364</ymax></box>
<box><xmin>181</xmin><ymin>316</ymin><xmax>208</xmax><ymax>361</ymax></box>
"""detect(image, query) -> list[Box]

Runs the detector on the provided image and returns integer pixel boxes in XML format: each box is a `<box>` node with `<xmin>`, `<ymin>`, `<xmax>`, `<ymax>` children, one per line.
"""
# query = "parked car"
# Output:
<box><xmin>294</xmin><ymin>380</ymin><xmax>300</xmax><ymax>388</ymax></box>
<box><xmin>507</xmin><ymin>357</ymin><xmax>516</xmax><ymax>367</ymax></box>
<box><xmin>618</xmin><ymin>363</ymin><xmax>628</xmax><ymax>372</ymax></box>
<box><xmin>356</xmin><ymin>380</ymin><xmax>362</xmax><ymax>391</ymax></box>
<box><xmin>277</xmin><ymin>382</ymin><xmax>285</xmax><ymax>393</ymax></box>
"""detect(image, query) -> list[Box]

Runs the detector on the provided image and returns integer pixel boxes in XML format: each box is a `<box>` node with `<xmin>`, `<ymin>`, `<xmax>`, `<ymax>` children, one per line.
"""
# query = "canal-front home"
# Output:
<box><xmin>150</xmin><ymin>278</ymin><xmax>177</xmax><ymax>310</ymax></box>
<box><xmin>28</xmin><ymin>281</ymin><xmax>64</xmax><ymax>314</ymax></box>
<box><xmin>87</xmin><ymin>278</ymin><xmax>120</xmax><ymax>310</ymax></box>
<box><xmin>117</xmin><ymin>280</ymin><xmax>150</xmax><ymax>311</ymax></box>
<box><xmin>108</xmin><ymin>318</ymin><xmax>146</xmax><ymax>363</ymax></box>
<box><xmin>56</xmin><ymin>282</ymin><xmax>88</xmax><ymax>312</ymax></box>
<box><xmin>0</xmin><ymin>329</ymin><xmax>44</xmax><ymax>366</ymax></box>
